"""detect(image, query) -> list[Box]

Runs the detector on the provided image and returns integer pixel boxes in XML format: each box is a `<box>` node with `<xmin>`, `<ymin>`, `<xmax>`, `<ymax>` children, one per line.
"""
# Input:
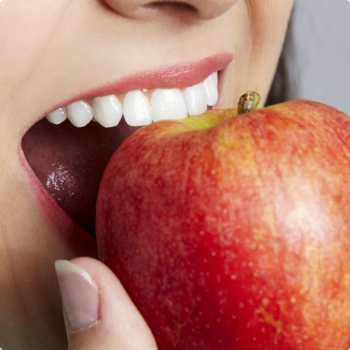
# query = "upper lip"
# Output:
<box><xmin>43</xmin><ymin>52</ymin><xmax>233</xmax><ymax>117</ymax></box>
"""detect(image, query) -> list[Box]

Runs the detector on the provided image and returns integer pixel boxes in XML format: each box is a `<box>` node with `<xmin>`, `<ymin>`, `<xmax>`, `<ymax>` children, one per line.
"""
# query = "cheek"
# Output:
<box><xmin>230</xmin><ymin>0</ymin><xmax>294</xmax><ymax>102</ymax></box>
<box><xmin>249</xmin><ymin>0</ymin><xmax>295</xmax><ymax>43</ymax></box>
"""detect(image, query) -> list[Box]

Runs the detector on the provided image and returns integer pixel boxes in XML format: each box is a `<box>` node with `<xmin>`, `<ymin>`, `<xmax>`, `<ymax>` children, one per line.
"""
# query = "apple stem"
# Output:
<box><xmin>237</xmin><ymin>91</ymin><xmax>261</xmax><ymax>115</ymax></box>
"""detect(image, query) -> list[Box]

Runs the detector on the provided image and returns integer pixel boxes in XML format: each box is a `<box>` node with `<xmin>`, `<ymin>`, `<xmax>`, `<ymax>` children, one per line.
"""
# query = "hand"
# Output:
<box><xmin>55</xmin><ymin>258</ymin><xmax>158</xmax><ymax>350</ymax></box>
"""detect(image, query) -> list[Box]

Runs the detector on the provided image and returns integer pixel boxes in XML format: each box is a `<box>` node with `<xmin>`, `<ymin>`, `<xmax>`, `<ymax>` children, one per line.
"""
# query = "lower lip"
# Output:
<box><xmin>20</xmin><ymin>52</ymin><xmax>233</xmax><ymax>256</ymax></box>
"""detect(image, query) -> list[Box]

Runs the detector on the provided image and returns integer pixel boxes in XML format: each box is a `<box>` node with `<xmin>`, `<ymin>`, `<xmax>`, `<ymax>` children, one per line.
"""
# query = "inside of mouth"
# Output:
<box><xmin>21</xmin><ymin>69</ymin><xmax>218</xmax><ymax>240</ymax></box>
<box><xmin>21</xmin><ymin>69</ymin><xmax>222</xmax><ymax>236</ymax></box>
<box><xmin>22</xmin><ymin>118</ymin><xmax>139</xmax><ymax>238</ymax></box>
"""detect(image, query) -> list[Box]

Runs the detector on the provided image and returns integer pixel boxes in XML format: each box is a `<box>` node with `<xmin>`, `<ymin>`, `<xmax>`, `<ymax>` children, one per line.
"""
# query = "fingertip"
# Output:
<box><xmin>56</xmin><ymin>257</ymin><xmax>157</xmax><ymax>349</ymax></box>
<box><xmin>55</xmin><ymin>259</ymin><xmax>99</xmax><ymax>332</ymax></box>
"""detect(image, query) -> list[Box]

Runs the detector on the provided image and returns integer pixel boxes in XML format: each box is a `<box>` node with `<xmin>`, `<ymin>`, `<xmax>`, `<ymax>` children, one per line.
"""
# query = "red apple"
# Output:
<box><xmin>96</xmin><ymin>100</ymin><xmax>350</xmax><ymax>349</ymax></box>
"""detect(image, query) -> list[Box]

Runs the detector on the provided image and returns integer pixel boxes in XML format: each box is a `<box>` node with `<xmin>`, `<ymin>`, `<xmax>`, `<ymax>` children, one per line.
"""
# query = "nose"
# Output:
<box><xmin>102</xmin><ymin>0</ymin><xmax>239</xmax><ymax>20</ymax></box>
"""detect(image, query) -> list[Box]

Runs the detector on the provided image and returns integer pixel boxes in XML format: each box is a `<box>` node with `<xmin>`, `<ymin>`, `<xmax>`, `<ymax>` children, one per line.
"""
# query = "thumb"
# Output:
<box><xmin>55</xmin><ymin>257</ymin><xmax>158</xmax><ymax>350</ymax></box>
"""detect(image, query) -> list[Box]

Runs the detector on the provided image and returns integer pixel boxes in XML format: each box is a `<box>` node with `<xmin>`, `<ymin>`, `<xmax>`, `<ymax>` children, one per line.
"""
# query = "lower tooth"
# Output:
<box><xmin>151</xmin><ymin>89</ymin><xmax>188</xmax><ymax>122</ymax></box>
<box><xmin>123</xmin><ymin>90</ymin><xmax>153</xmax><ymax>127</ymax></box>
<box><xmin>93</xmin><ymin>95</ymin><xmax>123</xmax><ymax>128</ymax></box>
<box><xmin>46</xmin><ymin>107</ymin><xmax>68</xmax><ymax>125</ymax></box>
<box><xmin>67</xmin><ymin>101</ymin><xmax>93</xmax><ymax>128</ymax></box>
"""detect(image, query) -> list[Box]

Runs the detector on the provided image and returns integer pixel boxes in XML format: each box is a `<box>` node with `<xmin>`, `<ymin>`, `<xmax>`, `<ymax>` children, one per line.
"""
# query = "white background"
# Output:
<box><xmin>290</xmin><ymin>0</ymin><xmax>350</xmax><ymax>114</ymax></box>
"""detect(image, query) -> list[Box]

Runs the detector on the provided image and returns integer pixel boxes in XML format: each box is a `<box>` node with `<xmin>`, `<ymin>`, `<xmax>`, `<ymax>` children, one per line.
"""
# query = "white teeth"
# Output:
<box><xmin>46</xmin><ymin>71</ymin><xmax>220</xmax><ymax>128</ymax></box>
<box><xmin>203</xmin><ymin>74</ymin><xmax>219</xmax><ymax>106</ymax></box>
<box><xmin>151</xmin><ymin>89</ymin><xmax>188</xmax><ymax>122</ymax></box>
<box><xmin>182</xmin><ymin>83</ymin><xmax>208</xmax><ymax>116</ymax></box>
<box><xmin>123</xmin><ymin>90</ymin><xmax>153</xmax><ymax>127</ymax></box>
<box><xmin>92</xmin><ymin>95</ymin><xmax>123</xmax><ymax>128</ymax></box>
<box><xmin>67</xmin><ymin>101</ymin><xmax>93</xmax><ymax>128</ymax></box>
<box><xmin>211</xmin><ymin>71</ymin><xmax>218</xmax><ymax>86</ymax></box>
<box><xmin>46</xmin><ymin>107</ymin><xmax>68</xmax><ymax>125</ymax></box>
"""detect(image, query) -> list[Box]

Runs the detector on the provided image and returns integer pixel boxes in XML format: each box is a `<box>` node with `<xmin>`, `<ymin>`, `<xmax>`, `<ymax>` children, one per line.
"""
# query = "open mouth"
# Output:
<box><xmin>20</xmin><ymin>53</ymin><xmax>232</xmax><ymax>245</ymax></box>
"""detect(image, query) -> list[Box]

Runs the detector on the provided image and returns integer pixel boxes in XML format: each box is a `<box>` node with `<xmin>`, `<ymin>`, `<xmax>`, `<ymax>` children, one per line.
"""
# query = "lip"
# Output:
<box><xmin>43</xmin><ymin>52</ymin><xmax>233</xmax><ymax>118</ymax></box>
<box><xmin>20</xmin><ymin>51</ymin><xmax>233</xmax><ymax>258</ymax></box>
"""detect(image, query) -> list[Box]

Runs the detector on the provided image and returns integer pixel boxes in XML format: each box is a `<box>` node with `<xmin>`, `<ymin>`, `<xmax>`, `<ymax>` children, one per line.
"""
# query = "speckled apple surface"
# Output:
<box><xmin>97</xmin><ymin>100</ymin><xmax>350</xmax><ymax>349</ymax></box>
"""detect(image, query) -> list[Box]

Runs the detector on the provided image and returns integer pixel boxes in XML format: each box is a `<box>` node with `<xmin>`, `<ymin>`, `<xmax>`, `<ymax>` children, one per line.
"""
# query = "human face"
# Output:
<box><xmin>0</xmin><ymin>0</ymin><xmax>294</xmax><ymax>349</ymax></box>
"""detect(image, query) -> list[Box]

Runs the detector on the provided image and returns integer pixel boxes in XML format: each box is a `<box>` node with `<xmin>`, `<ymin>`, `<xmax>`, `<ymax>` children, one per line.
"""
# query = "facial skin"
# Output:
<box><xmin>0</xmin><ymin>0</ymin><xmax>294</xmax><ymax>349</ymax></box>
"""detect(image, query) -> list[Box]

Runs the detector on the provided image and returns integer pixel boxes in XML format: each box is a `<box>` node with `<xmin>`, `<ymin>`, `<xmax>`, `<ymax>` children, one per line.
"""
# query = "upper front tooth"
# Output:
<box><xmin>46</xmin><ymin>107</ymin><xmax>68</xmax><ymax>125</ymax></box>
<box><xmin>203</xmin><ymin>74</ymin><xmax>219</xmax><ymax>107</ymax></box>
<box><xmin>182</xmin><ymin>83</ymin><xmax>207</xmax><ymax>116</ymax></box>
<box><xmin>151</xmin><ymin>89</ymin><xmax>188</xmax><ymax>122</ymax></box>
<box><xmin>67</xmin><ymin>101</ymin><xmax>93</xmax><ymax>127</ymax></box>
<box><xmin>48</xmin><ymin>72</ymin><xmax>220</xmax><ymax>128</ymax></box>
<box><xmin>123</xmin><ymin>90</ymin><xmax>153</xmax><ymax>127</ymax></box>
<box><xmin>212</xmin><ymin>71</ymin><xmax>218</xmax><ymax>86</ymax></box>
<box><xmin>92</xmin><ymin>95</ymin><xmax>123</xmax><ymax>128</ymax></box>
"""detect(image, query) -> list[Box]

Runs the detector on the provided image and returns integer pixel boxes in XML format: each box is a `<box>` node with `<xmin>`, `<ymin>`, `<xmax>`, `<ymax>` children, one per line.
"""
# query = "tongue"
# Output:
<box><xmin>22</xmin><ymin>118</ymin><xmax>138</xmax><ymax>237</ymax></box>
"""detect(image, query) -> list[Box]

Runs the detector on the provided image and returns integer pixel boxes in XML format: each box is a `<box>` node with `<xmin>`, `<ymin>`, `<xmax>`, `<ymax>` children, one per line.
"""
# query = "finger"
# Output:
<box><xmin>0</xmin><ymin>0</ymin><xmax>71</xmax><ymax>101</ymax></box>
<box><xmin>55</xmin><ymin>257</ymin><xmax>158</xmax><ymax>350</ymax></box>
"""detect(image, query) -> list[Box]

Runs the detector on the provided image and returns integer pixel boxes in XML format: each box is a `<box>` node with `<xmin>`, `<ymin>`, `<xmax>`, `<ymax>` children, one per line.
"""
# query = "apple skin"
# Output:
<box><xmin>96</xmin><ymin>100</ymin><xmax>350</xmax><ymax>349</ymax></box>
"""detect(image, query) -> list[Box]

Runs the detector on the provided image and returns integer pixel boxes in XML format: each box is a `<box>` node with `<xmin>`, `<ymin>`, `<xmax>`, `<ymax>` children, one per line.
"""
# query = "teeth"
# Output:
<box><xmin>67</xmin><ymin>101</ymin><xmax>93</xmax><ymax>128</ymax></box>
<box><xmin>211</xmin><ymin>71</ymin><xmax>218</xmax><ymax>86</ymax></box>
<box><xmin>151</xmin><ymin>89</ymin><xmax>188</xmax><ymax>122</ymax></box>
<box><xmin>203</xmin><ymin>73</ymin><xmax>219</xmax><ymax>106</ymax></box>
<box><xmin>92</xmin><ymin>95</ymin><xmax>123</xmax><ymax>128</ymax></box>
<box><xmin>46</xmin><ymin>107</ymin><xmax>68</xmax><ymax>125</ymax></box>
<box><xmin>46</xmin><ymin>71</ymin><xmax>219</xmax><ymax>128</ymax></box>
<box><xmin>123</xmin><ymin>90</ymin><xmax>153</xmax><ymax>127</ymax></box>
<box><xmin>182</xmin><ymin>83</ymin><xmax>207</xmax><ymax>116</ymax></box>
